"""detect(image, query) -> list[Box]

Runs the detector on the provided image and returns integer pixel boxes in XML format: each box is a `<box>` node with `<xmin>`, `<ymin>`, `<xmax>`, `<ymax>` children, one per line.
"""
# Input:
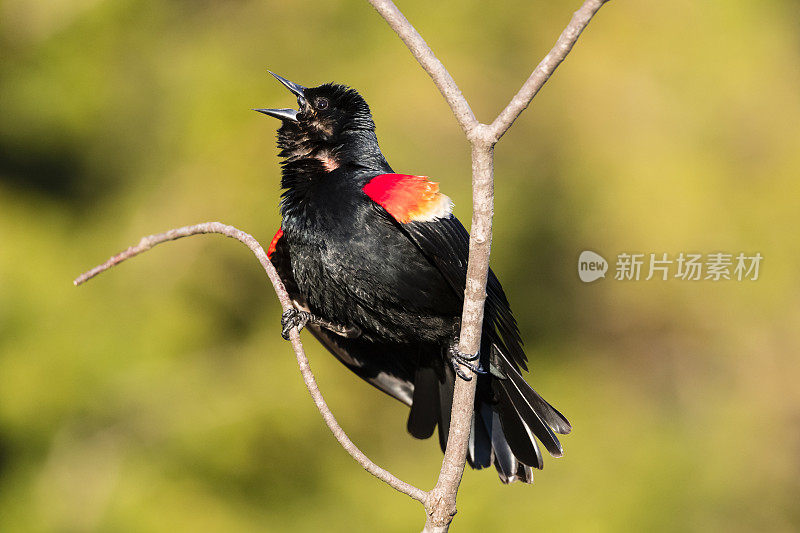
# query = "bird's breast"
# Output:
<box><xmin>282</xmin><ymin>203</ymin><xmax>460</xmax><ymax>344</ymax></box>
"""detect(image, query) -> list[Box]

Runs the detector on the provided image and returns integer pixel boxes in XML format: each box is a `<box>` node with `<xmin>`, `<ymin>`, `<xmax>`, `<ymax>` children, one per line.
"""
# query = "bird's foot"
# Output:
<box><xmin>281</xmin><ymin>308</ymin><xmax>311</xmax><ymax>340</ymax></box>
<box><xmin>448</xmin><ymin>345</ymin><xmax>487</xmax><ymax>381</ymax></box>
<box><xmin>281</xmin><ymin>308</ymin><xmax>361</xmax><ymax>340</ymax></box>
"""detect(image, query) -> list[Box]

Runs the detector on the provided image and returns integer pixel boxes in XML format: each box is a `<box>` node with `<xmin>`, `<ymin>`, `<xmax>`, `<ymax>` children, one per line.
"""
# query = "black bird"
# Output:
<box><xmin>256</xmin><ymin>72</ymin><xmax>570</xmax><ymax>483</ymax></box>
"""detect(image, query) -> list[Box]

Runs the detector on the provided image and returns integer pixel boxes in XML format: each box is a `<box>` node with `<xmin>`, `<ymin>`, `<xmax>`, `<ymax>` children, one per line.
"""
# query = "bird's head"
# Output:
<box><xmin>255</xmin><ymin>72</ymin><xmax>380</xmax><ymax>173</ymax></box>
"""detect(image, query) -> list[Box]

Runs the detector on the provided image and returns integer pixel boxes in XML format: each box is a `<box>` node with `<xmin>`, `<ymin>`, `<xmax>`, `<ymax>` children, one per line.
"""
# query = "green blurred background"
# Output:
<box><xmin>1</xmin><ymin>0</ymin><xmax>799</xmax><ymax>531</ymax></box>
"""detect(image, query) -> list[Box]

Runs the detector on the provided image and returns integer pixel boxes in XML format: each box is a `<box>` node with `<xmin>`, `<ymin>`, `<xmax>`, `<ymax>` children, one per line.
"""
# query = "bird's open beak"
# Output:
<box><xmin>253</xmin><ymin>71</ymin><xmax>307</xmax><ymax>123</ymax></box>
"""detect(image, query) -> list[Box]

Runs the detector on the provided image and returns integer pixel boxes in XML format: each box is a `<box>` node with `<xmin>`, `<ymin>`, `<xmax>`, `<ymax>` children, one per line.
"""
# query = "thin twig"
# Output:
<box><xmin>73</xmin><ymin>222</ymin><xmax>427</xmax><ymax>504</ymax></box>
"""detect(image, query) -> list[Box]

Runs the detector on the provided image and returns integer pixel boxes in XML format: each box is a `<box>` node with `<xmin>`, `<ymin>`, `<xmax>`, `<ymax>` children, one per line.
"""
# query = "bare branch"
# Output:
<box><xmin>367</xmin><ymin>1</ymin><xmax>611</xmax><ymax>531</ymax></box>
<box><xmin>489</xmin><ymin>0</ymin><xmax>610</xmax><ymax>142</ymax></box>
<box><xmin>73</xmin><ymin>222</ymin><xmax>427</xmax><ymax>504</ymax></box>
<box><xmin>423</xmin><ymin>140</ymin><xmax>494</xmax><ymax>532</ymax></box>
<box><xmin>366</xmin><ymin>0</ymin><xmax>479</xmax><ymax>136</ymax></box>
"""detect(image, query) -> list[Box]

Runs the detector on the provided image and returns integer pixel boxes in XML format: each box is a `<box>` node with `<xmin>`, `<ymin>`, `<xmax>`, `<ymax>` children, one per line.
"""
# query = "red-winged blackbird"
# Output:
<box><xmin>256</xmin><ymin>72</ymin><xmax>570</xmax><ymax>483</ymax></box>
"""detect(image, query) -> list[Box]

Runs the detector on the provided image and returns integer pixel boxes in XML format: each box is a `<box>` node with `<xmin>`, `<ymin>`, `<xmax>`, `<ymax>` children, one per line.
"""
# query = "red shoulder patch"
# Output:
<box><xmin>362</xmin><ymin>174</ymin><xmax>452</xmax><ymax>224</ymax></box>
<box><xmin>267</xmin><ymin>228</ymin><xmax>283</xmax><ymax>259</ymax></box>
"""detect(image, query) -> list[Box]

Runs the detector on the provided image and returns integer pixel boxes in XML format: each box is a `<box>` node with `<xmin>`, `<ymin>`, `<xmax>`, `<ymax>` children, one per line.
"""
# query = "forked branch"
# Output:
<box><xmin>366</xmin><ymin>1</ymin><xmax>610</xmax><ymax>531</ymax></box>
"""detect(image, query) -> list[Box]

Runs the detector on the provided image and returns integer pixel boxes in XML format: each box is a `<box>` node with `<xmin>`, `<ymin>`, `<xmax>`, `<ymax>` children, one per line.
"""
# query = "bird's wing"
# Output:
<box><xmin>268</xmin><ymin>228</ymin><xmax>417</xmax><ymax>405</ymax></box>
<box><xmin>361</xmin><ymin>173</ymin><xmax>528</xmax><ymax>372</ymax></box>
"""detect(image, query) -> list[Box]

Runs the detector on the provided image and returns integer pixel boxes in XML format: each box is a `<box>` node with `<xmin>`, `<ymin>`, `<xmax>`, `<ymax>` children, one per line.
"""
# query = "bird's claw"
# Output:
<box><xmin>448</xmin><ymin>347</ymin><xmax>487</xmax><ymax>381</ymax></box>
<box><xmin>281</xmin><ymin>308</ymin><xmax>310</xmax><ymax>340</ymax></box>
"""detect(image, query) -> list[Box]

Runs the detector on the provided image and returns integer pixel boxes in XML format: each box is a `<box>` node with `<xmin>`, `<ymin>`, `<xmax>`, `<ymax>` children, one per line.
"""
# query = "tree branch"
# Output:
<box><xmin>73</xmin><ymin>222</ymin><xmax>427</xmax><ymax>504</ymax></box>
<box><xmin>422</xmin><ymin>139</ymin><xmax>495</xmax><ymax>532</ymax></box>
<box><xmin>367</xmin><ymin>1</ymin><xmax>610</xmax><ymax>531</ymax></box>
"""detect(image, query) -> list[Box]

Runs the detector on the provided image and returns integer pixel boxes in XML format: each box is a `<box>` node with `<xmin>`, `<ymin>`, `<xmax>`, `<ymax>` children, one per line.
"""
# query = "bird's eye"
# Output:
<box><xmin>314</xmin><ymin>97</ymin><xmax>329</xmax><ymax>110</ymax></box>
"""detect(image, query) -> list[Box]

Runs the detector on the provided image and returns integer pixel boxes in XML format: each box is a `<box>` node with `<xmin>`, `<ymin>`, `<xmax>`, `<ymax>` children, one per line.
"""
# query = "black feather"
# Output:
<box><xmin>494</xmin><ymin>389</ymin><xmax>544</xmax><ymax>469</ymax></box>
<box><xmin>407</xmin><ymin>365</ymin><xmax>439</xmax><ymax>439</ymax></box>
<box><xmin>495</xmin><ymin>365</ymin><xmax>563</xmax><ymax>457</ymax></box>
<box><xmin>487</xmin><ymin>409</ymin><xmax>518</xmax><ymax>483</ymax></box>
<box><xmin>468</xmin><ymin>408</ymin><xmax>493</xmax><ymax>469</ymax></box>
<box><xmin>436</xmin><ymin>366</ymin><xmax>455</xmax><ymax>453</ymax></box>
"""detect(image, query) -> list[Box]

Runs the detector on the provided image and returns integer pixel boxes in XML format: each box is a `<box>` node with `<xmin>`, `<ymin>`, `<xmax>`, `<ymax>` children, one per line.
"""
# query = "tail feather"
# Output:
<box><xmin>486</xmin><ymin>407</ymin><xmax>533</xmax><ymax>484</ymax></box>
<box><xmin>405</xmin><ymin>345</ymin><xmax>568</xmax><ymax>484</ymax></box>
<box><xmin>494</xmin><ymin>389</ymin><xmax>544</xmax><ymax>469</ymax></box>
<box><xmin>487</xmin><ymin>409</ymin><xmax>515</xmax><ymax>481</ymax></box>
<box><xmin>502</xmin><ymin>357</ymin><xmax>572</xmax><ymax>435</ymax></box>
<box><xmin>407</xmin><ymin>366</ymin><xmax>439</xmax><ymax>439</ymax></box>
<box><xmin>435</xmin><ymin>366</ymin><xmax>455</xmax><ymax>453</ymax></box>
<box><xmin>468</xmin><ymin>407</ymin><xmax>493</xmax><ymax>469</ymax></box>
<box><xmin>495</xmin><ymin>372</ymin><xmax>563</xmax><ymax>457</ymax></box>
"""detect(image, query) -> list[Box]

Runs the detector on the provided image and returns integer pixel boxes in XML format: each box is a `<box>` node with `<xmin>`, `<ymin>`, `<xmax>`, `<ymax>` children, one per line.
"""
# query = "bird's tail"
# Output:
<box><xmin>406</xmin><ymin>345</ymin><xmax>571</xmax><ymax>484</ymax></box>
